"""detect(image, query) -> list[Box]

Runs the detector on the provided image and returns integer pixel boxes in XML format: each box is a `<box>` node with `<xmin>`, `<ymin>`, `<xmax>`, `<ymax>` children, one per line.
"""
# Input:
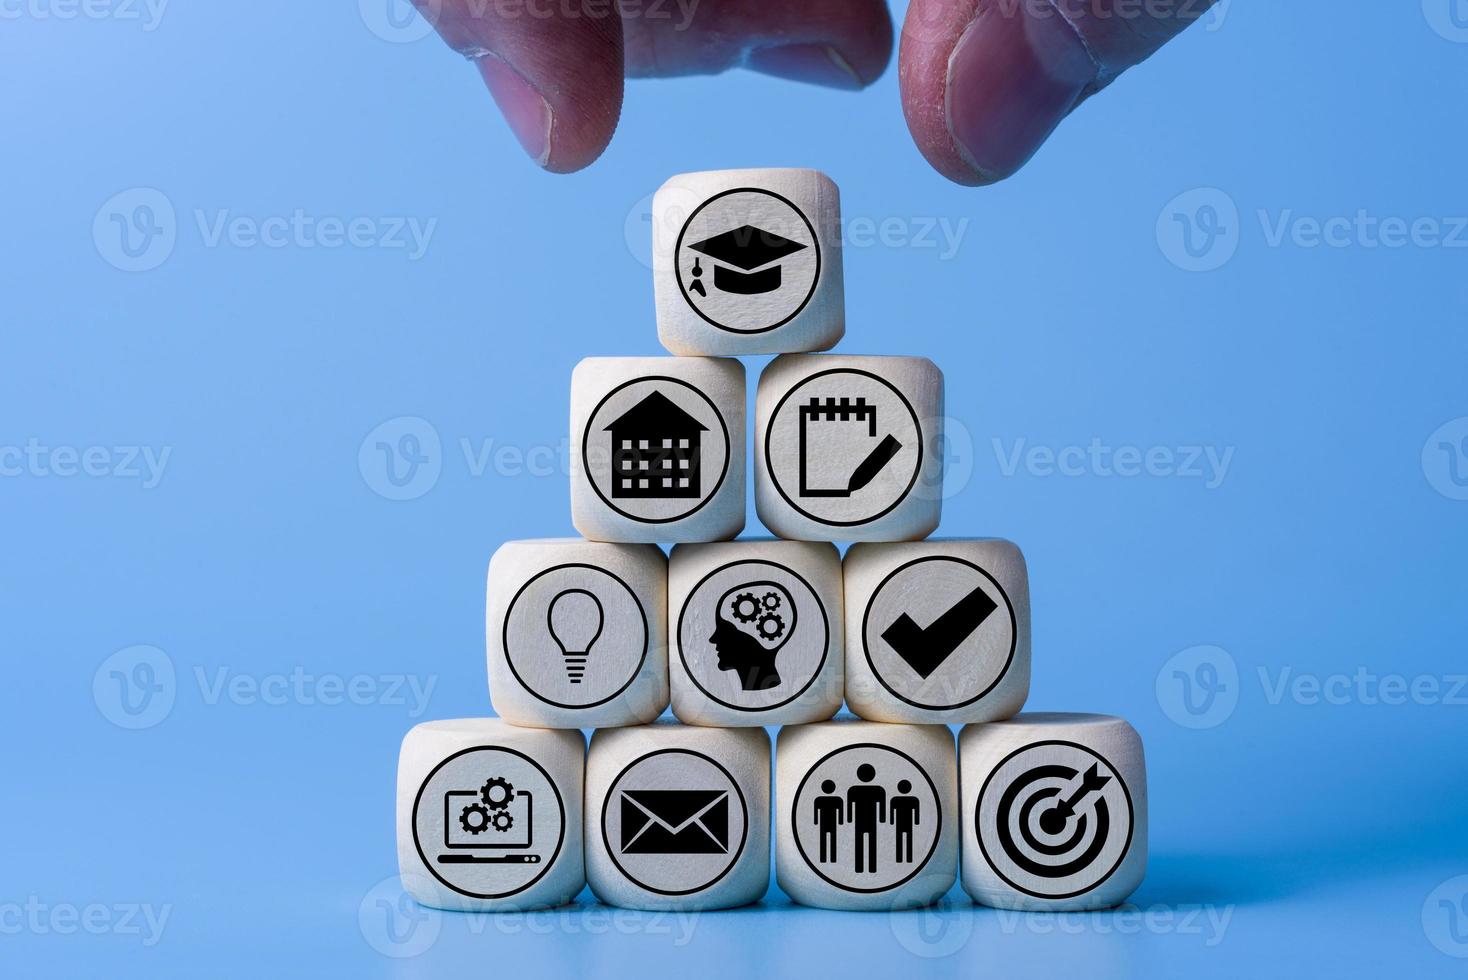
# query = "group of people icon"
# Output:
<box><xmin>811</xmin><ymin>764</ymin><xmax>921</xmax><ymax>874</ymax></box>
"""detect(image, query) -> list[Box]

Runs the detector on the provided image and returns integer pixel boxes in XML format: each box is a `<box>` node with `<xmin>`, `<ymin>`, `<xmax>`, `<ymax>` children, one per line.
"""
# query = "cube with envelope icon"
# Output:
<box><xmin>585</xmin><ymin>721</ymin><xmax>770</xmax><ymax>910</ymax></box>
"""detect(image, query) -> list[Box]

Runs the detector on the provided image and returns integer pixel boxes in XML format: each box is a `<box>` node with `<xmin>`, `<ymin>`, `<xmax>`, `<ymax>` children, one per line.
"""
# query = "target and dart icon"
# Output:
<box><xmin>976</xmin><ymin>741</ymin><xmax>1134</xmax><ymax>900</ymax></box>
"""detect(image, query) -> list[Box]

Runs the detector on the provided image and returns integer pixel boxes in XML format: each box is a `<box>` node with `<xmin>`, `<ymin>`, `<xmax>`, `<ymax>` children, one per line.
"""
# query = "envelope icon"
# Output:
<box><xmin>619</xmin><ymin>790</ymin><xmax>729</xmax><ymax>854</ymax></box>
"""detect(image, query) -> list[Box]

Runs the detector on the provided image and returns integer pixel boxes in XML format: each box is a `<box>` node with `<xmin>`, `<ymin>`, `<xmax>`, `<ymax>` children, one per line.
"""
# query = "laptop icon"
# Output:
<box><xmin>438</xmin><ymin>776</ymin><xmax>541</xmax><ymax>865</ymax></box>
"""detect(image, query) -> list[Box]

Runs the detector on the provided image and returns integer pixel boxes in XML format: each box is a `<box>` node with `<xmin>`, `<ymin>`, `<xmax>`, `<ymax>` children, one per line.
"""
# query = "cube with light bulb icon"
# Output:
<box><xmin>487</xmin><ymin>539</ymin><xmax>669</xmax><ymax>729</ymax></box>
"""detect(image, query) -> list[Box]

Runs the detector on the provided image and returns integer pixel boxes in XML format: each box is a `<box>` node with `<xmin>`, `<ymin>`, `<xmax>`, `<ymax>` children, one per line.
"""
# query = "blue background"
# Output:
<box><xmin>3</xmin><ymin>1</ymin><xmax>1466</xmax><ymax>976</ymax></box>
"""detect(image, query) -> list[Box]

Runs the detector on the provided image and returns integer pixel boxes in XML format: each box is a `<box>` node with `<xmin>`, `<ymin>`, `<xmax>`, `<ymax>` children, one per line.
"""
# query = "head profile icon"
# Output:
<box><xmin>709</xmin><ymin>580</ymin><xmax>797</xmax><ymax>691</ymax></box>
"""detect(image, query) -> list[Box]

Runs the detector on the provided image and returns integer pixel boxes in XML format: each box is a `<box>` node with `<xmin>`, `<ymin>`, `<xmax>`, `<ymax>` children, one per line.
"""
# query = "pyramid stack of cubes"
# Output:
<box><xmin>397</xmin><ymin>169</ymin><xmax>1148</xmax><ymax>914</ymax></box>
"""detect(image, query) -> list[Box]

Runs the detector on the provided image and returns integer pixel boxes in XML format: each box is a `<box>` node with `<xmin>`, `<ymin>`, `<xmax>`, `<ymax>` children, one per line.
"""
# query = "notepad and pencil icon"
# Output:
<box><xmin>798</xmin><ymin>397</ymin><xmax>904</xmax><ymax>498</ymax></box>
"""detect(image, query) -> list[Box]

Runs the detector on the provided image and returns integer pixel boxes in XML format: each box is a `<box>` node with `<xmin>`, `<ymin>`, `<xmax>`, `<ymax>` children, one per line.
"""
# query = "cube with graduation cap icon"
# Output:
<box><xmin>654</xmin><ymin>168</ymin><xmax>844</xmax><ymax>357</ymax></box>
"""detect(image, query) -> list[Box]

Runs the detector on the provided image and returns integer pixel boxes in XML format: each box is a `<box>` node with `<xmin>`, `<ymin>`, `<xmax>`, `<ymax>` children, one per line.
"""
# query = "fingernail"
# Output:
<box><xmin>747</xmin><ymin>44</ymin><xmax>865</xmax><ymax>90</ymax></box>
<box><xmin>475</xmin><ymin>52</ymin><xmax>552</xmax><ymax>167</ymax></box>
<box><xmin>945</xmin><ymin>9</ymin><xmax>1098</xmax><ymax>182</ymax></box>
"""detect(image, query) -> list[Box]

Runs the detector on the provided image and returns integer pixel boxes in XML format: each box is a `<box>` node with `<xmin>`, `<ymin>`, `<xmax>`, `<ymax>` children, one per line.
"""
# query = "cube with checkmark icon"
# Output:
<box><xmin>585</xmin><ymin>721</ymin><xmax>770</xmax><ymax>910</ymax></box>
<box><xmin>844</xmin><ymin>539</ymin><xmax>1031</xmax><ymax>724</ymax></box>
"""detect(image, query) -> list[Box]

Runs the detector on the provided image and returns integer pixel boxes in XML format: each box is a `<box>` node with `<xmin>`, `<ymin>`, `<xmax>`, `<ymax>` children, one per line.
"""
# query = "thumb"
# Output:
<box><xmin>418</xmin><ymin>0</ymin><xmax>623</xmax><ymax>173</ymax></box>
<box><xmin>900</xmin><ymin>0</ymin><xmax>1217</xmax><ymax>185</ymax></box>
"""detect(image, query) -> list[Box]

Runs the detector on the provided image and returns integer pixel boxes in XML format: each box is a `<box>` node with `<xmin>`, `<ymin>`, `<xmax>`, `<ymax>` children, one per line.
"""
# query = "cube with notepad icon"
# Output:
<box><xmin>584</xmin><ymin>721</ymin><xmax>770</xmax><ymax>910</ymax></box>
<box><xmin>756</xmin><ymin>354</ymin><xmax>945</xmax><ymax>542</ymax></box>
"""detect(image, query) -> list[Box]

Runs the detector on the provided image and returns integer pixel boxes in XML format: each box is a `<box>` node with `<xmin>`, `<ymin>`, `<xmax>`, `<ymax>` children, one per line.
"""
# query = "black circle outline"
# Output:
<box><xmin>411</xmin><ymin>745</ymin><xmax>567</xmax><ymax>900</ymax></box>
<box><xmin>974</xmin><ymin>739</ymin><xmax>1135</xmax><ymax>900</ymax></box>
<box><xmin>763</xmin><ymin>367</ymin><xmax>924</xmax><ymax>527</ymax></box>
<box><xmin>675</xmin><ymin>559</ymin><xmax>830</xmax><ymax>712</ymax></box>
<box><xmin>503</xmin><ymin>562</ymin><xmax>649</xmax><ymax>709</ymax></box>
<box><xmin>790</xmin><ymin>742</ymin><xmax>942</xmax><ymax>894</ymax></box>
<box><xmin>600</xmin><ymin>748</ymin><xmax>750</xmax><ymax>897</ymax></box>
<box><xmin>862</xmin><ymin>555</ymin><xmax>1018</xmax><ymax>710</ymax></box>
<box><xmin>673</xmin><ymin>187</ymin><xmax>822</xmax><ymax>335</ymax></box>
<box><xmin>582</xmin><ymin>375</ymin><xmax>731</xmax><ymax>524</ymax></box>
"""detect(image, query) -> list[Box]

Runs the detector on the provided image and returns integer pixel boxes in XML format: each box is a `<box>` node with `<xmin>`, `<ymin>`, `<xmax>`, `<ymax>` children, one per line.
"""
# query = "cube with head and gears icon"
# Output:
<box><xmin>396</xmin><ymin>718</ymin><xmax>585</xmax><ymax>911</ymax></box>
<box><xmin>775</xmin><ymin>718</ymin><xmax>958</xmax><ymax>911</ymax></box>
<box><xmin>668</xmin><ymin>539</ymin><xmax>843</xmax><ymax>727</ymax></box>
<box><xmin>756</xmin><ymin>354</ymin><xmax>944</xmax><ymax>542</ymax></box>
<box><xmin>584</xmin><ymin>721</ymin><xmax>771</xmax><ymax>910</ymax></box>
<box><xmin>571</xmin><ymin>356</ymin><xmax>745</xmax><ymax>543</ymax></box>
<box><xmin>960</xmin><ymin>714</ymin><xmax>1148</xmax><ymax>911</ymax></box>
<box><xmin>652</xmin><ymin>168</ymin><xmax>844</xmax><ymax>356</ymax></box>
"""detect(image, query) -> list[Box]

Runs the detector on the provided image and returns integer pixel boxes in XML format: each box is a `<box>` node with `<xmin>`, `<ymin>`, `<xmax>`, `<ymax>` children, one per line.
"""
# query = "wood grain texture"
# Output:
<box><xmin>486</xmin><ymin>538</ymin><xmax>669</xmax><ymax>729</ymax></box>
<box><xmin>668</xmin><ymin>539</ymin><xmax>843</xmax><ymax>727</ymax></box>
<box><xmin>585</xmin><ymin>722</ymin><xmax>771</xmax><ymax>910</ymax></box>
<box><xmin>654</xmin><ymin>169</ymin><xmax>844</xmax><ymax>356</ymax></box>
<box><xmin>844</xmin><ymin>539</ymin><xmax>1030</xmax><ymax>724</ymax></box>
<box><xmin>396</xmin><ymin>718</ymin><xmax>586</xmax><ymax>912</ymax></box>
<box><xmin>960</xmin><ymin>714</ymin><xmax>1148</xmax><ymax>911</ymax></box>
<box><xmin>756</xmin><ymin>354</ymin><xmax>943</xmax><ymax>542</ymax></box>
<box><xmin>571</xmin><ymin>356</ymin><xmax>745</xmax><ymax>543</ymax></box>
<box><xmin>775</xmin><ymin>718</ymin><xmax>957</xmax><ymax>910</ymax></box>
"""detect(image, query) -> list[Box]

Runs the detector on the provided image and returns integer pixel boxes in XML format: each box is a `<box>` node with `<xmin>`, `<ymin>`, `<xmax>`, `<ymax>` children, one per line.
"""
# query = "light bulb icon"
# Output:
<box><xmin>547</xmin><ymin>589</ymin><xmax>604</xmax><ymax>684</ymax></box>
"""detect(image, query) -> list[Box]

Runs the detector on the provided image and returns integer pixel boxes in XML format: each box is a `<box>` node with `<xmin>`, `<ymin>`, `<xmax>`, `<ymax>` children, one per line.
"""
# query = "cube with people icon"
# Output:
<box><xmin>667</xmin><ymin>539</ymin><xmax>844</xmax><ymax>727</ymax></box>
<box><xmin>571</xmin><ymin>356</ymin><xmax>746</xmax><ymax>543</ymax></box>
<box><xmin>584</xmin><ymin>721</ymin><xmax>771</xmax><ymax>911</ymax></box>
<box><xmin>396</xmin><ymin>718</ymin><xmax>585</xmax><ymax>912</ymax></box>
<box><xmin>486</xmin><ymin>539</ymin><xmax>670</xmax><ymax>729</ymax></box>
<box><xmin>653</xmin><ymin>168</ymin><xmax>845</xmax><ymax>357</ymax></box>
<box><xmin>775</xmin><ymin>718</ymin><xmax>957</xmax><ymax>911</ymax></box>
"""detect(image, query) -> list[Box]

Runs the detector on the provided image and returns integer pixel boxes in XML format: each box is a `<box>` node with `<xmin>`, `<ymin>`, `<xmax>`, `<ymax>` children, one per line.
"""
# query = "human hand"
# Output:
<box><xmin>417</xmin><ymin>0</ymin><xmax>1215</xmax><ymax>183</ymax></box>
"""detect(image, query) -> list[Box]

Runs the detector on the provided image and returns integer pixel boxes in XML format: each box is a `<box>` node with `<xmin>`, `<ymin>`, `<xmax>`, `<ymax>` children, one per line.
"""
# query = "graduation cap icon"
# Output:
<box><xmin>686</xmin><ymin>224</ymin><xmax>809</xmax><ymax>296</ymax></box>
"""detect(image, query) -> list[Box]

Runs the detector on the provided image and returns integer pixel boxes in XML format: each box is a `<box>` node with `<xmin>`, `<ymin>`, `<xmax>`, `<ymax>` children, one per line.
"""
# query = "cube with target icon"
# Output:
<box><xmin>396</xmin><ymin>718</ymin><xmax>586</xmax><ymax>911</ymax></box>
<box><xmin>652</xmin><ymin>168</ymin><xmax>845</xmax><ymax>356</ymax></box>
<box><xmin>668</xmin><ymin>539</ymin><xmax>844</xmax><ymax>727</ymax></box>
<box><xmin>960</xmin><ymin>713</ymin><xmax>1148</xmax><ymax>911</ymax></box>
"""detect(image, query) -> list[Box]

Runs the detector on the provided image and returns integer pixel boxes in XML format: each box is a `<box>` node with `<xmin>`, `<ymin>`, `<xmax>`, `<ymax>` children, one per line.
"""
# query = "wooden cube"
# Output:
<box><xmin>775</xmin><ymin>719</ymin><xmax>958</xmax><ymax>910</ymax></box>
<box><xmin>960</xmin><ymin>713</ymin><xmax>1148</xmax><ymax>911</ymax></box>
<box><xmin>486</xmin><ymin>538</ymin><xmax>668</xmax><ymax>729</ymax></box>
<box><xmin>668</xmin><ymin>539</ymin><xmax>843</xmax><ymax>727</ymax></box>
<box><xmin>585</xmin><ymin>722</ymin><xmax>770</xmax><ymax>910</ymax></box>
<box><xmin>571</xmin><ymin>356</ymin><xmax>745</xmax><ymax>543</ymax></box>
<box><xmin>396</xmin><ymin>718</ymin><xmax>585</xmax><ymax>911</ymax></box>
<box><xmin>653</xmin><ymin>168</ymin><xmax>844</xmax><ymax>356</ymax></box>
<box><xmin>755</xmin><ymin>354</ymin><xmax>943</xmax><ymax>542</ymax></box>
<box><xmin>844</xmin><ymin>539</ymin><xmax>1030</xmax><ymax>724</ymax></box>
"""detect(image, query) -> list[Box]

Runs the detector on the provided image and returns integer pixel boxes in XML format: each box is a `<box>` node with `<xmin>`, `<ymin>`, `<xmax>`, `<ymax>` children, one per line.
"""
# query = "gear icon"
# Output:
<box><xmin>480</xmin><ymin>776</ymin><xmax>514</xmax><ymax>809</ymax></box>
<box><xmin>491</xmin><ymin>810</ymin><xmax>515</xmax><ymax>833</ymax></box>
<box><xmin>459</xmin><ymin>802</ymin><xmax>491</xmax><ymax>835</ymax></box>
<box><xmin>761</xmin><ymin>591</ymin><xmax>782</xmax><ymax>610</ymax></box>
<box><xmin>756</xmin><ymin>611</ymin><xmax>785</xmax><ymax>641</ymax></box>
<box><xmin>731</xmin><ymin>592</ymin><xmax>761</xmax><ymax>624</ymax></box>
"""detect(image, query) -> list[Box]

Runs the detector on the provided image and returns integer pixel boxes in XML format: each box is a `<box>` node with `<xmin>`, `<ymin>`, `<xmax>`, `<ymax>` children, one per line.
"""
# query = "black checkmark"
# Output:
<box><xmin>880</xmin><ymin>586</ymin><xmax>999</xmax><ymax>679</ymax></box>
